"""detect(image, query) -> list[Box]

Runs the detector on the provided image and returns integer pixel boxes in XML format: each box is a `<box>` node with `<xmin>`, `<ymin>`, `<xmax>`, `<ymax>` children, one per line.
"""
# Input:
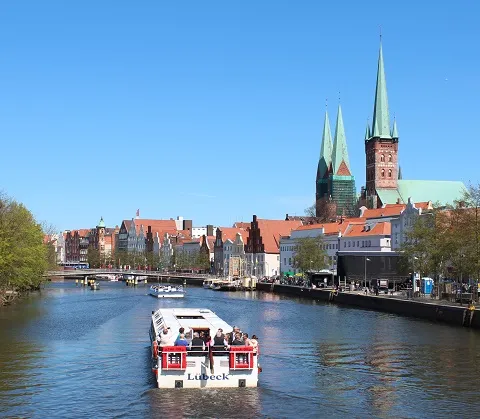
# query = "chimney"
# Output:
<box><xmin>206</xmin><ymin>224</ymin><xmax>214</xmax><ymax>236</ymax></box>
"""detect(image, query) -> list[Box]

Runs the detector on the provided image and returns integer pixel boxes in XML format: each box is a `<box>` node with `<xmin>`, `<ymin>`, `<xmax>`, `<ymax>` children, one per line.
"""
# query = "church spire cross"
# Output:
<box><xmin>371</xmin><ymin>40</ymin><xmax>391</xmax><ymax>139</ymax></box>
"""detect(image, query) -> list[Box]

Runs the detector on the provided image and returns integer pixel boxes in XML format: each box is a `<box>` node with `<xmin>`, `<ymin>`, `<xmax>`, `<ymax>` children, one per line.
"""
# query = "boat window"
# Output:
<box><xmin>175</xmin><ymin>315</ymin><xmax>205</xmax><ymax>319</ymax></box>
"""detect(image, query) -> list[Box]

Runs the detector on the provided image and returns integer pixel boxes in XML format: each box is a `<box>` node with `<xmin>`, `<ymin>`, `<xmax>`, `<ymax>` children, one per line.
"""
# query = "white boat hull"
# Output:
<box><xmin>150</xmin><ymin>292</ymin><xmax>185</xmax><ymax>298</ymax></box>
<box><xmin>153</xmin><ymin>355</ymin><xmax>258</xmax><ymax>388</ymax></box>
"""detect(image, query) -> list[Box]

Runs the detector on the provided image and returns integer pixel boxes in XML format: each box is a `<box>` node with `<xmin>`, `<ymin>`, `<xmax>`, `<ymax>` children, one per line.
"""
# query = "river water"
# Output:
<box><xmin>1</xmin><ymin>282</ymin><xmax>480</xmax><ymax>418</ymax></box>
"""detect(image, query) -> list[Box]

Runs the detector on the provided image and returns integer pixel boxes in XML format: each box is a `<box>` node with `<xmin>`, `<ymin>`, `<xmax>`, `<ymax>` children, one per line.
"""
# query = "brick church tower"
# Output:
<box><xmin>364</xmin><ymin>41</ymin><xmax>399</xmax><ymax>208</ymax></box>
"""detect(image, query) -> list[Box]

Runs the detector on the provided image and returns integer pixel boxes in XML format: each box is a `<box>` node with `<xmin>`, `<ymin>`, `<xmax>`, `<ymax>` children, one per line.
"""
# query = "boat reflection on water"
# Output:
<box><xmin>147</xmin><ymin>387</ymin><xmax>261</xmax><ymax>417</ymax></box>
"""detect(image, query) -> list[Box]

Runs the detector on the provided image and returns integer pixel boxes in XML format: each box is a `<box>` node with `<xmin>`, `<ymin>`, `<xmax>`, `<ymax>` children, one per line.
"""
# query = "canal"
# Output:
<box><xmin>1</xmin><ymin>282</ymin><xmax>480</xmax><ymax>418</ymax></box>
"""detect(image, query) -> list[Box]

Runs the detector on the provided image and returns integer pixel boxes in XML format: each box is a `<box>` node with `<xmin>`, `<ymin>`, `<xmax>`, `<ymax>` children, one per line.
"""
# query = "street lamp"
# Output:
<box><xmin>364</xmin><ymin>257</ymin><xmax>371</xmax><ymax>290</ymax></box>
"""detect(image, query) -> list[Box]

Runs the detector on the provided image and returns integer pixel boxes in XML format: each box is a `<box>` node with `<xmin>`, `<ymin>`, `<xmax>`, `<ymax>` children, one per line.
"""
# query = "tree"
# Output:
<box><xmin>87</xmin><ymin>245</ymin><xmax>101</xmax><ymax>268</ymax></box>
<box><xmin>0</xmin><ymin>193</ymin><xmax>48</xmax><ymax>300</ymax></box>
<box><xmin>196</xmin><ymin>250</ymin><xmax>211</xmax><ymax>272</ymax></box>
<box><xmin>293</xmin><ymin>236</ymin><xmax>328</xmax><ymax>273</ymax></box>
<box><xmin>304</xmin><ymin>203</ymin><xmax>316</xmax><ymax>217</ymax></box>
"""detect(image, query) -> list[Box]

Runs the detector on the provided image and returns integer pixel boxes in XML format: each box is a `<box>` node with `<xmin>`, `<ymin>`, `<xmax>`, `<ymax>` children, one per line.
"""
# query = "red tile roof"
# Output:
<box><xmin>255</xmin><ymin>219</ymin><xmax>303</xmax><ymax>253</ymax></box>
<box><xmin>134</xmin><ymin>219</ymin><xmax>178</xmax><ymax>238</ymax></box>
<box><xmin>361</xmin><ymin>205</ymin><xmax>405</xmax><ymax>219</ymax></box>
<box><xmin>219</xmin><ymin>227</ymin><xmax>247</xmax><ymax>243</ymax></box>
<box><xmin>344</xmin><ymin>222</ymin><xmax>391</xmax><ymax>237</ymax></box>
<box><xmin>233</xmin><ymin>222</ymin><xmax>251</xmax><ymax>230</ymax></box>
<box><xmin>295</xmin><ymin>218</ymin><xmax>366</xmax><ymax>233</ymax></box>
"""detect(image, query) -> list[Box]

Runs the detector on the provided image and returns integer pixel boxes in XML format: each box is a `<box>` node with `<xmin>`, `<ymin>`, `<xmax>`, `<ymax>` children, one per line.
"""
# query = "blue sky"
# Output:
<box><xmin>1</xmin><ymin>1</ymin><xmax>479</xmax><ymax>232</ymax></box>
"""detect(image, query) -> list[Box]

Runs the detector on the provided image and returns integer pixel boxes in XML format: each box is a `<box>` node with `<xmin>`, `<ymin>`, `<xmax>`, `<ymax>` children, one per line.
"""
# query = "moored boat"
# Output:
<box><xmin>203</xmin><ymin>278</ymin><xmax>223</xmax><ymax>289</ymax></box>
<box><xmin>149</xmin><ymin>285</ymin><xmax>185</xmax><ymax>298</ymax></box>
<box><xmin>149</xmin><ymin>308</ymin><xmax>259</xmax><ymax>388</ymax></box>
<box><xmin>211</xmin><ymin>280</ymin><xmax>239</xmax><ymax>291</ymax></box>
<box><xmin>90</xmin><ymin>282</ymin><xmax>100</xmax><ymax>290</ymax></box>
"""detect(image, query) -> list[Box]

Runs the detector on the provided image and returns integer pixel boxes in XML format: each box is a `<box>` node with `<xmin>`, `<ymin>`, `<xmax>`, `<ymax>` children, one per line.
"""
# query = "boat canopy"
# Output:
<box><xmin>152</xmin><ymin>308</ymin><xmax>233</xmax><ymax>338</ymax></box>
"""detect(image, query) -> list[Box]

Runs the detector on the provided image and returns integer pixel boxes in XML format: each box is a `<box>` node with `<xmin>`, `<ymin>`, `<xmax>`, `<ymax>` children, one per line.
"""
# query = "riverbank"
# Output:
<box><xmin>257</xmin><ymin>282</ymin><xmax>480</xmax><ymax>329</ymax></box>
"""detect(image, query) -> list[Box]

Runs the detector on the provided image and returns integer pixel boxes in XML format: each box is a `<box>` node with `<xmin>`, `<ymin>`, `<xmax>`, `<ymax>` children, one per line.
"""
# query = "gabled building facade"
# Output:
<box><xmin>244</xmin><ymin>215</ymin><xmax>303</xmax><ymax>277</ymax></box>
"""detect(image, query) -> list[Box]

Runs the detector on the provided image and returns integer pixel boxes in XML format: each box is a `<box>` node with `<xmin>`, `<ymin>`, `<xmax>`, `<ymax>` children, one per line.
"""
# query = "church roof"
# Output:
<box><xmin>377</xmin><ymin>180</ymin><xmax>466</xmax><ymax>207</ymax></box>
<box><xmin>371</xmin><ymin>41</ymin><xmax>392</xmax><ymax>139</ymax></box>
<box><xmin>317</xmin><ymin>110</ymin><xmax>333</xmax><ymax>180</ymax></box>
<box><xmin>332</xmin><ymin>104</ymin><xmax>351</xmax><ymax>175</ymax></box>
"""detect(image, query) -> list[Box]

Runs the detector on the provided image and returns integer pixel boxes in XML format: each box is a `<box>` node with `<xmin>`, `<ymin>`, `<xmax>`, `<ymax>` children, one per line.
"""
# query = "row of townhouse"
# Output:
<box><xmin>279</xmin><ymin>198</ymin><xmax>433</xmax><ymax>282</ymax></box>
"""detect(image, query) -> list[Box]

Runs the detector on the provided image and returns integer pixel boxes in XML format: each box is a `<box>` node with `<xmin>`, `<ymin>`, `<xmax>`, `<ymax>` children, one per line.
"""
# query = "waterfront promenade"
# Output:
<box><xmin>257</xmin><ymin>281</ymin><xmax>480</xmax><ymax>329</ymax></box>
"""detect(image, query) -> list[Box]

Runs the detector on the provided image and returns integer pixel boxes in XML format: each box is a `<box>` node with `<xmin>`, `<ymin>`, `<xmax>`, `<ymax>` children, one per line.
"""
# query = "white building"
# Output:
<box><xmin>391</xmin><ymin>198</ymin><xmax>431</xmax><ymax>250</ymax></box>
<box><xmin>279</xmin><ymin>219</ymin><xmax>364</xmax><ymax>275</ymax></box>
<box><xmin>340</xmin><ymin>222</ymin><xmax>392</xmax><ymax>252</ymax></box>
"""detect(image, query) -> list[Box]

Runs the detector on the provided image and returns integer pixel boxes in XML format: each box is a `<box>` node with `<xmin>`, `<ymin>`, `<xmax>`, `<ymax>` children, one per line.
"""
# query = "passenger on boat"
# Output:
<box><xmin>250</xmin><ymin>335</ymin><xmax>259</xmax><ymax>353</ymax></box>
<box><xmin>231</xmin><ymin>333</ymin><xmax>244</xmax><ymax>346</ymax></box>
<box><xmin>212</xmin><ymin>329</ymin><xmax>226</xmax><ymax>352</ymax></box>
<box><xmin>158</xmin><ymin>327</ymin><xmax>174</xmax><ymax>347</ymax></box>
<box><xmin>228</xmin><ymin>326</ymin><xmax>242</xmax><ymax>344</ymax></box>
<box><xmin>242</xmin><ymin>333</ymin><xmax>252</xmax><ymax>347</ymax></box>
<box><xmin>189</xmin><ymin>332</ymin><xmax>205</xmax><ymax>352</ymax></box>
<box><xmin>174</xmin><ymin>333</ymin><xmax>189</xmax><ymax>347</ymax></box>
<box><xmin>176</xmin><ymin>327</ymin><xmax>185</xmax><ymax>341</ymax></box>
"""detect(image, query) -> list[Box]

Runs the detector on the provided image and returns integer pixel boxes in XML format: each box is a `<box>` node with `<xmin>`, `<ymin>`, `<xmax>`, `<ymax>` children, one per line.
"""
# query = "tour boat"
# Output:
<box><xmin>149</xmin><ymin>284</ymin><xmax>185</xmax><ymax>298</ymax></box>
<box><xmin>150</xmin><ymin>308</ymin><xmax>259</xmax><ymax>388</ymax></box>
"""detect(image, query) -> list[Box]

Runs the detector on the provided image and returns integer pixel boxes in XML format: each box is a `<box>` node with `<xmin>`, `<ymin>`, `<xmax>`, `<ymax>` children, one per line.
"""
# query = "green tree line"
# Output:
<box><xmin>400</xmin><ymin>184</ymin><xmax>480</xmax><ymax>290</ymax></box>
<box><xmin>0</xmin><ymin>193</ymin><xmax>49</xmax><ymax>304</ymax></box>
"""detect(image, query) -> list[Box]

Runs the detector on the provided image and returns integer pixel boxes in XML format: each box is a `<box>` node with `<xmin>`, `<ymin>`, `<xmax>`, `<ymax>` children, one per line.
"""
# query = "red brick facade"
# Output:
<box><xmin>365</xmin><ymin>138</ymin><xmax>399</xmax><ymax>196</ymax></box>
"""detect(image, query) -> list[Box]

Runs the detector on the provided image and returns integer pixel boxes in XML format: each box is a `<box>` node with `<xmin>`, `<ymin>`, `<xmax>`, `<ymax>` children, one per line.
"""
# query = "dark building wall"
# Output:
<box><xmin>338</xmin><ymin>253</ymin><xmax>407</xmax><ymax>283</ymax></box>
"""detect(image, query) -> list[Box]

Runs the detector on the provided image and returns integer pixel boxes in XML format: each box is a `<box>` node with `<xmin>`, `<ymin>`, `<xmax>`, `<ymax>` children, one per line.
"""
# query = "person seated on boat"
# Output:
<box><xmin>250</xmin><ymin>335</ymin><xmax>259</xmax><ymax>354</ymax></box>
<box><xmin>189</xmin><ymin>332</ymin><xmax>205</xmax><ymax>352</ymax></box>
<box><xmin>242</xmin><ymin>333</ymin><xmax>253</xmax><ymax>347</ymax></box>
<box><xmin>228</xmin><ymin>326</ymin><xmax>242</xmax><ymax>344</ymax></box>
<box><xmin>231</xmin><ymin>332</ymin><xmax>244</xmax><ymax>346</ymax></box>
<box><xmin>158</xmin><ymin>327</ymin><xmax>175</xmax><ymax>347</ymax></box>
<box><xmin>176</xmin><ymin>327</ymin><xmax>185</xmax><ymax>341</ymax></box>
<box><xmin>174</xmin><ymin>333</ymin><xmax>189</xmax><ymax>347</ymax></box>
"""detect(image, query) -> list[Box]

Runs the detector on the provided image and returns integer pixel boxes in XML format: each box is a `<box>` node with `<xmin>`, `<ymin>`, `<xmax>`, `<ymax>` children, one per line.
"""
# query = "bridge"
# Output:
<box><xmin>44</xmin><ymin>269</ymin><xmax>209</xmax><ymax>285</ymax></box>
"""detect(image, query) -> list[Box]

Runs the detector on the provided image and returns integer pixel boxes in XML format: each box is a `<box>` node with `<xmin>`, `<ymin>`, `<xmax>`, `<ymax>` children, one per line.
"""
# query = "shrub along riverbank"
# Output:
<box><xmin>0</xmin><ymin>193</ymin><xmax>49</xmax><ymax>305</ymax></box>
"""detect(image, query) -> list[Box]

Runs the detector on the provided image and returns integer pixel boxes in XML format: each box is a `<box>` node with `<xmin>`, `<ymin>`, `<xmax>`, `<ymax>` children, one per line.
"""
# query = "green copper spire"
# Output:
<box><xmin>371</xmin><ymin>42</ymin><xmax>391</xmax><ymax>139</ymax></box>
<box><xmin>364</xmin><ymin>121</ymin><xmax>371</xmax><ymax>141</ymax></box>
<box><xmin>332</xmin><ymin>105</ymin><xmax>351</xmax><ymax>175</ymax></box>
<box><xmin>97</xmin><ymin>217</ymin><xmax>106</xmax><ymax>228</ymax></box>
<box><xmin>391</xmin><ymin>118</ymin><xmax>399</xmax><ymax>138</ymax></box>
<box><xmin>317</xmin><ymin>109</ymin><xmax>333</xmax><ymax>179</ymax></box>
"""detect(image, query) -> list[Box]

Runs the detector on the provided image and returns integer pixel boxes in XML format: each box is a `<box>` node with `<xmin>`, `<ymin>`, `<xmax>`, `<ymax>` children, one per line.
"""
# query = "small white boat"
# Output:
<box><xmin>96</xmin><ymin>274</ymin><xmax>119</xmax><ymax>281</ymax></box>
<box><xmin>90</xmin><ymin>282</ymin><xmax>100</xmax><ymax>290</ymax></box>
<box><xmin>149</xmin><ymin>308</ymin><xmax>259</xmax><ymax>388</ymax></box>
<box><xmin>203</xmin><ymin>278</ymin><xmax>223</xmax><ymax>289</ymax></box>
<box><xmin>149</xmin><ymin>285</ymin><xmax>185</xmax><ymax>298</ymax></box>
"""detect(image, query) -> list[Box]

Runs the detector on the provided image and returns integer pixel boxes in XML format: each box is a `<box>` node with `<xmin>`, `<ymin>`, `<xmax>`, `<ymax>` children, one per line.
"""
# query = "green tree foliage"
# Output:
<box><xmin>87</xmin><ymin>245</ymin><xmax>101</xmax><ymax>268</ymax></box>
<box><xmin>293</xmin><ymin>236</ymin><xmax>328</xmax><ymax>273</ymax></box>
<box><xmin>196</xmin><ymin>250</ymin><xmax>211</xmax><ymax>272</ymax></box>
<box><xmin>400</xmin><ymin>184</ymin><xmax>480</xmax><ymax>286</ymax></box>
<box><xmin>0</xmin><ymin>194</ymin><xmax>47</xmax><ymax>293</ymax></box>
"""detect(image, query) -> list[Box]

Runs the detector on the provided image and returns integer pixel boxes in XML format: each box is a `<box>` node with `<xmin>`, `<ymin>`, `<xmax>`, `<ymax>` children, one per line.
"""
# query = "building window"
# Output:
<box><xmin>388</xmin><ymin>154</ymin><xmax>392</xmax><ymax>162</ymax></box>
<box><xmin>289</xmin><ymin>258</ymin><xmax>292</xmax><ymax>265</ymax></box>
<box><xmin>381</xmin><ymin>169</ymin><xmax>385</xmax><ymax>178</ymax></box>
<box><xmin>388</xmin><ymin>169</ymin><xmax>392</xmax><ymax>178</ymax></box>
<box><xmin>284</xmin><ymin>258</ymin><xmax>286</xmax><ymax>265</ymax></box>
<box><xmin>380</xmin><ymin>154</ymin><xmax>385</xmax><ymax>162</ymax></box>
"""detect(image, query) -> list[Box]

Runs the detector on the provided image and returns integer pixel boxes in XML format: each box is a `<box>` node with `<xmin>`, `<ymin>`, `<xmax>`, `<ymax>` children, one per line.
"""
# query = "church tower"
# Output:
<box><xmin>96</xmin><ymin>216</ymin><xmax>106</xmax><ymax>261</ymax></box>
<box><xmin>331</xmin><ymin>104</ymin><xmax>356</xmax><ymax>215</ymax></box>
<box><xmin>365</xmin><ymin>41</ymin><xmax>399</xmax><ymax>208</ymax></box>
<box><xmin>316</xmin><ymin>109</ymin><xmax>333</xmax><ymax>202</ymax></box>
